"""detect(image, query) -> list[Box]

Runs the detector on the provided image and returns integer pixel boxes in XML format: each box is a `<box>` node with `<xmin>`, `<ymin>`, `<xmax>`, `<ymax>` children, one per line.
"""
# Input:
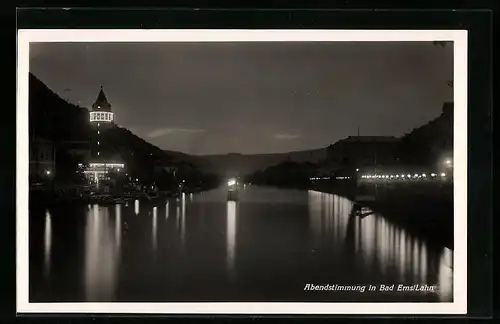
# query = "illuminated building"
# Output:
<box><xmin>85</xmin><ymin>86</ymin><xmax>125</xmax><ymax>191</ymax></box>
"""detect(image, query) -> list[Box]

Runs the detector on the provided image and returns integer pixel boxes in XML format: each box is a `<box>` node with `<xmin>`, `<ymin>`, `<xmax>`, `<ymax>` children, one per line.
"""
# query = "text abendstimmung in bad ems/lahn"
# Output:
<box><xmin>303</xmin><ymin>284</ymin><xmax>438</xmax><ymax>293</ymax></box>
<box><xmin>304</xmin><ymin>284</ymin><xmax>367</xmax><ymax>292</ymax></box>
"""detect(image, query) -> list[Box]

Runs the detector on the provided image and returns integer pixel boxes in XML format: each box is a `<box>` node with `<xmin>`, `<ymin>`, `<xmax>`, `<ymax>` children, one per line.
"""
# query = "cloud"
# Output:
<box><xmin>272</xmin><ymin>133</ymin><xmax>301</xmax><ymax>140</ymax></box>
<box><xmin>147</xmin><ymin>127</ymin><xmax>205</xmax><ymax>138</ymax></box>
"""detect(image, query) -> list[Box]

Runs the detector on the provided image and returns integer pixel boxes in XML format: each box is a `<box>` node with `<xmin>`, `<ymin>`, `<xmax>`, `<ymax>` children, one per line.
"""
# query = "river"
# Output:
<box><xmin>29</xmin><ymin>185</ymin><xmax>453</xmax><ymax>302</ymax></box>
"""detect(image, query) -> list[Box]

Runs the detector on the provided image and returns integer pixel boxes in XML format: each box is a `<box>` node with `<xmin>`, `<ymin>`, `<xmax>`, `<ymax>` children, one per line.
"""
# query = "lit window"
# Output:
<box><xmin>97</xmin><ymin>130</ymin><xmax>100</xmax><ymax>134</ymax></box>
<box><xmin>97</xmin><ymin>152</ymin><xmax>100</xmax><ymax>156</ymax></box>
<box><xmin>97</xmin><ymin>141</ymin><xmax>100</xmax><ymax>145</ymax></box>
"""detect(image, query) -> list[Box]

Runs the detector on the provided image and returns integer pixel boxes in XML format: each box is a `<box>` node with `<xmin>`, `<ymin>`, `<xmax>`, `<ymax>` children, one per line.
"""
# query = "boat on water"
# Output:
<box><xmin>227</xmin><ymin>178</ymin><xmax>240</xmax><ymax>201</ymax></box>
<box><xmin>353</xmin><ymin>205</ymin><xmax>375</xmax><ymax>218</ymax></box>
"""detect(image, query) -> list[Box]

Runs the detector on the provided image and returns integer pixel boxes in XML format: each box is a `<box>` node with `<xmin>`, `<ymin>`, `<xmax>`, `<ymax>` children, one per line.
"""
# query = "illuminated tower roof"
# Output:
<box><xmin>89</xmin><ymin>86</ymin><xmax>114</xmax><ymax>123</ymax></box>
<box><xmin>92</xmin><ymin>85</ymin><xmax>112</xmax><ymax>112</ymax></box>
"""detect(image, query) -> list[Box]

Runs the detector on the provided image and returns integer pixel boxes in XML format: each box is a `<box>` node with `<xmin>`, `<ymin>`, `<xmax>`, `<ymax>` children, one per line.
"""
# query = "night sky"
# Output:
<box><xmin>30</xmin><ymin>41</ymin><xmax>453</xmax><ymax>155</ymax></box>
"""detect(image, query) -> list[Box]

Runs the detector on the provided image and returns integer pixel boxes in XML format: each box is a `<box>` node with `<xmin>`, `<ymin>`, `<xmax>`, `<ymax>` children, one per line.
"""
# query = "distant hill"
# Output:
<box><xmin>396</xmin><ymin>102</ymin><xmax>453</xmax><ymax>166</ymax></box>
<box><xmin>29</xmin><ymin>73</ymin><xmax>196</xmax><ymax>179</ymax></box>
<box><xmin>192</xmin><ymin>148</ymin><xmax>327</xmax><ymax>177</ymax></box>
<box><xmin>247</xmin><ymin>160</ymin><xmax>317</xmax><ymax>188</ymax></box>
<box><xmin>29</xmin><ymin>73</ymin><xmax>91</xmax><ymax>142</ymax></box>
<box><xmin>30</xmin><ymin>72</ymin><xmax>452</xmax><ymax>181</ymax></box>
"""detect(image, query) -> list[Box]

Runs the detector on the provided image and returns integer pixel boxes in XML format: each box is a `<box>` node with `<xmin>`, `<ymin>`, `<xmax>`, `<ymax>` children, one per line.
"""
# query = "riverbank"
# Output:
<box><xmin>29</xmin><ymin>184</ymin><xmax>216</xmax><ymax>209</ymax></box>
<box><xmin>311</xmin><ymin>181</ymin><xmax>454</xmax><ymax>249</ymax></box>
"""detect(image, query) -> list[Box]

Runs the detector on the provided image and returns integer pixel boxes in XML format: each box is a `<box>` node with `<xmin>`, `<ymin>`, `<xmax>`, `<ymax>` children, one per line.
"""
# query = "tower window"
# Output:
<box><xmin>97</xmin><ymin>152</ymin><xmax>100</xmax><ymax>156</ymax></box>
<box><xmin>97</xmin><ymin>141</ymin><xmax>100</xmax><ymax>145</ymax></box>
<box><xmin>97</xmin><ymin>130</ymin><xmax>100</xmax><ymax>134</ymax></box>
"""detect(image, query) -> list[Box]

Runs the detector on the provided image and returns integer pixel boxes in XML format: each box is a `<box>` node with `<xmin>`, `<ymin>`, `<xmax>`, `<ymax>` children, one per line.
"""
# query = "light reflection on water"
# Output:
<box><xmin>84</xmin><ymin>204</ymin><xmax>120</xmax><ymax>301</ymax></box>
<box><xmin>35</xmin><ymin>187</ymin><xmax>453</xmax><ymax>302</ymax></box>
<box><xmin>176</xmin><ymin>202</ymin><xmax>180</xmax><ymax>230</ymax></box>
<box><xmin>43</xmin><ymin>210</ymin><xmax>52</xmax><ymax>276</ymax></box>
<box><xmin>226</xmin><ymin>200</ymin><xmax>237</xmax><ymax>277</ymax></box>
<box><xmin>152</xmin><ymin>206</ymin><xmax>157</xmax><ymax>252</ymax></box>
<box><xmin>134</xmin><ymin>199</ymin><xmax>139</xmax><ymax>215</ymax></box>
<box><xmin>181</xmin><ymin>193</ymin><xmax>186</xmax><ymax>247</ymax></box>
<box><xmin>115</xmin><ymin>204</ymin><xmax>121</xmax><ymax>249</ymax></box>
<box><xmin>307</xmin><ymin>190</ymin><xmax>452</xmax><ymax>301</ymax></box>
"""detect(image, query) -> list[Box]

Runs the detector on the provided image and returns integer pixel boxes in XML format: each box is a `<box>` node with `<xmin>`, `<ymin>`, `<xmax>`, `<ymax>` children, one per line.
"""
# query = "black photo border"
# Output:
<box><xmin>8</xmin><ymin>6</ymin><xmax>494</xmax><ymax>321</ymax></box>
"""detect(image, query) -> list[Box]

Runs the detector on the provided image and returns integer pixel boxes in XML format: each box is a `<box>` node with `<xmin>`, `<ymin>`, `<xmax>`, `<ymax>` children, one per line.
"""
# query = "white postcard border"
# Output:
<box><xmin>16</xmin><ymin>29</ymin><xmax>467</xmax><ymax>315</ymax></box>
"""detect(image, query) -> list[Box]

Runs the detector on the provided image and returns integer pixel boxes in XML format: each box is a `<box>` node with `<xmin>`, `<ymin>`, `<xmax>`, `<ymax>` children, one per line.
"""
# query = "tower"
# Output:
<box><xmin>89</xmin><ymin>85</ymin><xmax>114</xmax><ymax>160</ymax></box>
<box><xmin>85</xmin><ymin>86</ymin><xmax>124</xmax><ymax>191</ymax></box>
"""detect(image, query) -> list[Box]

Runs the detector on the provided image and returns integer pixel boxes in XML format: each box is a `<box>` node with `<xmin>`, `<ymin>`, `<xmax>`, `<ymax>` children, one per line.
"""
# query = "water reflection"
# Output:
<box><xmin>307</xmin><ymin>190</ymin><xmax>453</xmax><ymax>301</ymax></box>
<box><xmin>226</xmin><ymin>201</ymin><xmax>237</xmax><ymax>276</ymax></box>
<box><xmin>152</xmin><ymin>206</ymin><xmax>158</xmax><ymax>252</ymax></box>
<box><xmin>420</xmin><ymin>241</ymin><xmax>428</xmax><ymax>284</ymax></box>
<box><xmin>84</xmin><ymin>204</ymin><xmax>120</xmax><ymax>301</ymax></box>
<box><xmin>43</xmin><ymin>210</ymin><xmax>52</xmax><ymax>276</ymax></box>
<box><xmin>438</xmin><ymin>247</ymin><xmax>453</xmax><ymax>301</ymax></box>
<box><xmin>134</xmin><ymin>199</ymin><xmax>139</xmax><ymax>215</ymax></box>
<box><xmin>308</xmin><ymin>191</ymin><xmax>351</xmax><ymax>244</ymax></box>
<box><xmin>33</xmin><ymin>187</ymin><xmax>453</xmax><ymax>303</ymax></box>
<box><xmin>115</xmin><ymin>204</ymin><xmax>121</xmax><ymax>249</ymax></box>
<box><xmin>176</xmin><ymin>201</ymin><xmax>180</xmax><ymax>229</ymax></box>
<box><xmin>181</xmin><ymin>193</ymin><xmax>186</xmax><ymax>246</ymax></box>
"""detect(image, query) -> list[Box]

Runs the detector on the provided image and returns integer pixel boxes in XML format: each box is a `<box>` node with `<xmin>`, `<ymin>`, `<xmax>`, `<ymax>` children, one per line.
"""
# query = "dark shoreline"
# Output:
<box><xmin>28</xmin><ymin>184</ymin><xmax>216</xmax><ymax>209</ymax></box>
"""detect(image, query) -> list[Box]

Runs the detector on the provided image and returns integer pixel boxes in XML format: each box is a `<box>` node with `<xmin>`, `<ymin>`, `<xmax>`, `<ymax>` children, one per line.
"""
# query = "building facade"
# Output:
<box><xmin>326</xmin><ymin>136</ymin><xmax>399</xmax><ymax>171</ymax></box>
<box><xmin>29</xmin><ymin>137</ymin><xmax>56</xmax><ymax>183</ymax></box>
